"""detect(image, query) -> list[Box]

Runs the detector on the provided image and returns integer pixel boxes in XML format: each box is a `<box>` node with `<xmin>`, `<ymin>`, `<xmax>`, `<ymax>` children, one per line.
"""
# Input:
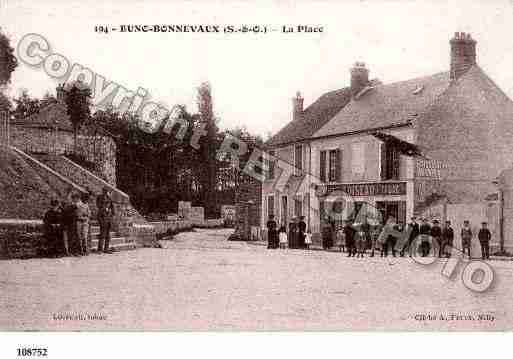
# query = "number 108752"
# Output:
<box><xmin>17</xmin><ymin>348</ymin><xmax>48</xmax><ymax>357</ymax></box>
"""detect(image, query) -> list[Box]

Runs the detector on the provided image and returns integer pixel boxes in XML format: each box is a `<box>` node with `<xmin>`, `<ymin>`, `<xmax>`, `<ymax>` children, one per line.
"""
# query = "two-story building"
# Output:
<box><xmin>263</xmin><ymin>32</ymin><xmax>513</xmax><ymax>251</ymax></box>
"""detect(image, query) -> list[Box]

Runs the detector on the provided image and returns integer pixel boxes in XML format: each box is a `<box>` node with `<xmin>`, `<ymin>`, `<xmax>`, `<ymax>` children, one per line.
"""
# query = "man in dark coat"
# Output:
<box><xmin>431</xmin><ymin>220</ymin><xmax>443</xmax><ymax>257</ymax></box>
<box><xmin>266</xmin><ymin>215</ymin><xmax>278</xmax><ymax>249</ymax></box>
<box><xmin>478</xmin><ymin>222</ymin><xmax>491</xmax><ymax>260</ymax></box>
<box><xmin>401</xmin><ymin>217</ymin><xmax>419</xmax><ymax>257</ymax></box>
<box><xmin>43</xmin><ymin>199</ymin><xmax>63</xmax><ymax>257</ymax></box>
<box><xmin>97</xmin><ymin>187</ymin><xmax>116</xmax><ymax>253</ymax></box>
<box><xmin>442</xmin><ymin>220</ymin><xmax>454</xmax><ymax>257</ymax></box>
<box><xmin>298</xmin><ymin>216</ymin><xmax>307</xmax><ymax>249</ymax></box>
<box><xmin>419</xmin><ymin>218</ymin><xmax>432</xmax><ymax>257</ymax></box>
<box><xmin>343</xmin><ymin>220</ymin><xmax>355</xmax><ymax>257</ymax></box>
<box><xmin>61</xmin><ymin>193</ymin><xmax>81</xmax><ymax>256</ymax></box>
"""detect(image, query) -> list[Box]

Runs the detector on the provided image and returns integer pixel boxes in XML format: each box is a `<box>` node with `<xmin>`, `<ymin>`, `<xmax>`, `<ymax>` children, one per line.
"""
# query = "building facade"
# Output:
<box><xmin>263</xmin><ymin>32</ymin><xmax>513</xmax><ymax>251</ymax></box>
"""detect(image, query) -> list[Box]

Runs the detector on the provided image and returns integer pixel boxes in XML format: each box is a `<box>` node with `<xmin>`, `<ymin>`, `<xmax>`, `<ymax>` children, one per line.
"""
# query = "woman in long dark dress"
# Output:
<box><xmin>321</xmin><ymin>217</ymin><xmax>334</xmax><ymax>250</ymax></box>
<box><xmin>298</xmin><ymin>216</ymin><xmax>307</xmax><ymax>249</ymax></box>
<box><xmin>288</xmin><ymin>218</ymin><xmax>298</xmax><ymax>249</ymax></box>
<box><xmin>266</xmin><ymin>215</ymin><xmax>278</xmax><ymax>249</ymax></box>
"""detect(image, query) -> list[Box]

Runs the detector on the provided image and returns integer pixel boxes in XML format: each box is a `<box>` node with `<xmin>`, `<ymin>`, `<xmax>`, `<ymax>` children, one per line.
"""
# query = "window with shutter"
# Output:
<box><xmin>320</xmin><ymin>151</ymin><xmax>327</xmax><ymax>182</ymax></box>
<box><xmin>328</xmin><ymin>149</ymin><xmax>337</xmax><ymax>182</ymax></box>
<box><xmin>295</xmin><ymin>145</ymin><xmax>303</xmax><ymax>175</ymax></box>
<box><xmin>335</xmin><ymin>148</ymin><xmax>342</xmax><ymax>182</ymax></box>
<box><xmin>268</xmin><ymin>150</ymin><xmax>275</xmax><ymax>180</ymax></box>
<box><xmin>381</xmin><ymin>143</ymin><xmax>400</xmax><ymax>180</ymax></box>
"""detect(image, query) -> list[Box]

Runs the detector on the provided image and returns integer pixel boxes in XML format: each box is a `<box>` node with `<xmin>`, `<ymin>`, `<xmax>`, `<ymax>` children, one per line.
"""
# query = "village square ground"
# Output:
<box><xmin>1</xmin><ymin>228</ymin><xmax>512</xmax><ymax>331</ymax></box>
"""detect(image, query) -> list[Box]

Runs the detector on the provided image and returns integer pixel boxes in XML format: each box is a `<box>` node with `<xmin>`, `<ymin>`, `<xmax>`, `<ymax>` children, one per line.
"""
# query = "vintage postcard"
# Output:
<box><xmin>1</xmin><ymin>0</ymin><xmax>513</xmax><ymax>337</ymax></box>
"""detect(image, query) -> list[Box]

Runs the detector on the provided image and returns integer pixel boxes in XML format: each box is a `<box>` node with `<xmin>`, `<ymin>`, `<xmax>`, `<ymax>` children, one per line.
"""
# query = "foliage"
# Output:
<box><xmin>64</xmin><ymin>82</ymin><xmax>92</xmax><ymax>150</ymax></box>
<box><xmin>197</xmin><ymin>82</ymin><xmax>219</xmax><ymax>218</ymax></box>
<box><xmin>12</xmin><ymin>89</ymin><xmax>41</xmax><ymax>120</ymax></box>
<box><xmin>0</xmin><ymin>29</ymin><xmax>17</xmax><ymax>87</ymax></box>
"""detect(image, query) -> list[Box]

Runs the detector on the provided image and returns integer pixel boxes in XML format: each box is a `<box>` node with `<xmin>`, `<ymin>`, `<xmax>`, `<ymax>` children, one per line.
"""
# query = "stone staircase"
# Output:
<box><xmin>9</xmin><ymin>147</ymin><xmax>157</xmax><ymax>251</ymax></box>
<box><xmin>88</xmin><ymin>222</ymin><xmax>136</xmax><ymax>252</ymax></box>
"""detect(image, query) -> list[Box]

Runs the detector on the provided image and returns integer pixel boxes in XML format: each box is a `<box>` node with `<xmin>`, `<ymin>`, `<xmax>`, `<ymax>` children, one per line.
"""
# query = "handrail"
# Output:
<box><xmin>58</xmin><ymin>155</ymin><xmax>130</xmax><ymax>201</ymax></box>
<box><xmin>9</xmin><ymin>146</ymin><xmax>87</xmax><ymax>193</ymax></box>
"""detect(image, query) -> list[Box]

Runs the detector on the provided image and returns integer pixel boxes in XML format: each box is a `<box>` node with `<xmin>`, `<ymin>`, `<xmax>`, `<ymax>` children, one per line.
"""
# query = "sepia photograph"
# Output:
<box><xmin>1</xmin><ymin>0</ymin><xmax>513</xmax><ymax>352</ymax></box>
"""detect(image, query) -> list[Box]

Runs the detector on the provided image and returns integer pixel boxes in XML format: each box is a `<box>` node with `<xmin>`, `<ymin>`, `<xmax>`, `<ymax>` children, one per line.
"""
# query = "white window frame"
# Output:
<box><xmin>293</xmin><ymin>144</ymin><xmax>303</xmax><ymax>176</ymax></box>
<box><xmin>319</xmin><ymin>146</ymin><xmax>342</xmax><ymax>183</ymax></box>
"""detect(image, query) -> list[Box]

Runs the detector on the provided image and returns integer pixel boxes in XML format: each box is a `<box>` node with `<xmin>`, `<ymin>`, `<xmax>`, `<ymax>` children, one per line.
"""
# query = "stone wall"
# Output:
<box><xmin>0</xmin><ymin>220</ymin><xmax>44</xmax><ymax>259</ymax></box>
<box><xmin>10</xmin><ymin>125</ymin><xmax>117</xmax><ymax>186</ymax></box>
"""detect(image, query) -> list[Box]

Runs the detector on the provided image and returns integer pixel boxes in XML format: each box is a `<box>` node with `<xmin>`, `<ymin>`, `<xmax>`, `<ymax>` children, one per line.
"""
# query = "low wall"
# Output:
<box><xmin>151</xmin><ymin>220</ymin><xmax>193</xmax><ymax>235</ymax></box>
<box><xmin>0</xmin><ymin>220</ymin><xmax>45</xmax><ymax>259</ymax></box>
<box><xmin>150</xmin><ymin>218</ymin><xmax>225</xmax><ymax>237</ymax></box>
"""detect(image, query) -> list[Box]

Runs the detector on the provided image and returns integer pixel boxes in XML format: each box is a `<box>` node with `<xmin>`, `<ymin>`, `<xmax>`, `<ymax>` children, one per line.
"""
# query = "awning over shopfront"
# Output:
<box><xmin>371</xmin><ymin>131</ymin><xmax>423</xmax><ymax>157</ymax></box>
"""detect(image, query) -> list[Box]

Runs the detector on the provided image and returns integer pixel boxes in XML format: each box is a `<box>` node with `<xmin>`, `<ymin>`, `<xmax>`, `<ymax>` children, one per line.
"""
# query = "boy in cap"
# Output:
<box><xmin>461</xmin><ymin>220</ymin><xmax>472</xmax><ymax>258</ymax></box>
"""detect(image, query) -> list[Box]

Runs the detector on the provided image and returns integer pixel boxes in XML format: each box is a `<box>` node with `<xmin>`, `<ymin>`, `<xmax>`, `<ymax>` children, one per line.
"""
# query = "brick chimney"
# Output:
<box><xmin>350</xmin><ymin>62</ymin><xmax>369</xmax><ymax>98</ymax></box>
<box><xmin>292</xmin><ymin>91</ymin><xmax>304</xmax><ymax>121</ymax></box>
<box><xmin>56</xmin><ymin>83</ymin><xmax>66</xmax><ymax>103</ymax></box>
<box><xmin>450</xmin><ymin>32</ymin><xmax>477</xmax><ymax>80</ymax></box>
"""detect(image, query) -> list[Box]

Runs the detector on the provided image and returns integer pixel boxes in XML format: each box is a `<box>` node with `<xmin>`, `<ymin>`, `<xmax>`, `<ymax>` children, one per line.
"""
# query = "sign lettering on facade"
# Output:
<box><xmin>415</xmin><ymin>158</ymin><xmax>448</xmax><ymax>179</ymax></box>
<box><xmin>325</xmin><ymin>181</ymin><xmax>406</xmax><ymax>196</ymax></box>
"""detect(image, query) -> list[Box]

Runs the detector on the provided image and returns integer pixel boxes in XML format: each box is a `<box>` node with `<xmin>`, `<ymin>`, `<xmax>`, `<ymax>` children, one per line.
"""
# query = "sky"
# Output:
<box><xmin>1</xmin><ymin>0</ymin><xmax>513</xmax><ymax>137</ymax></box>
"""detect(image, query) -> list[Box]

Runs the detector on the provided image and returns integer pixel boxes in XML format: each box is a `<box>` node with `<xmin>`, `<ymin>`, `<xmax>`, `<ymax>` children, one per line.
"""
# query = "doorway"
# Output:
<box><xmin>376</xmin><ymin>201</ymin><xmax>406</xmax><ymax>224</ymax></box>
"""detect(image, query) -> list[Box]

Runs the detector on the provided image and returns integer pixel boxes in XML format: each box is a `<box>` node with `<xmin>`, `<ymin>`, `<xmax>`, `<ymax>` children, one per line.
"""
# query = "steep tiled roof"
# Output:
<box><xmin>11</xmin><ymin>101</ymin><xmax>73</xmax><ymax>132</ymax></box>
<box><xmin>266</xmin><ymin>87</ymin><xmax>352</xmax><ymax>148</ymax></box>
<box><xmin>314</xmin><ymin>71</ymin><xmax>450</xmax><ymax>138</ymax></box>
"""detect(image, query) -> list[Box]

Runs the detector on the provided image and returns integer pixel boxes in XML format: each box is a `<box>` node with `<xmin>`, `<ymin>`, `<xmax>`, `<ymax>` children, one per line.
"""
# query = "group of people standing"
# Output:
<box><xmin>266</xmin><ymin>215</ymin><xmax>310</xmax><ymax>250</ymax></box>
<box><xmin>42</xmin><ymin>187</ymin><xmax>116</xmax><ymax>257</ymax></box>
<box><xmin>267</xmin><ymin>214</ymin><xmax>493</xmax><ymax>260</ymax></box>
<box><xmin>401</xmin><ymin>217</ymin><xmax>491</xmax><ymax>260</ymax></box>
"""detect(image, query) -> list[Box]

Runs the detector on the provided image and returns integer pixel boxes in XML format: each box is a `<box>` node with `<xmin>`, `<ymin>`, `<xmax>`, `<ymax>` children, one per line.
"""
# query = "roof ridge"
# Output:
<box><xmin>371</xmin><ymin>70</ymin><xmax>449</xmax><ymax>89</ymax></box>
<box><xmin>464</xmin><ymin>65</ymin><xmax>513</xmax><ymax>104</ymax></box>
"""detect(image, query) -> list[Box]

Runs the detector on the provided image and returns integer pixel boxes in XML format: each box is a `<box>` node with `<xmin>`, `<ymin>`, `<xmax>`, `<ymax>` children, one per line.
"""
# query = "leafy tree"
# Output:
<box><xmin>64</xmin><ymin>82</ymin><xmax>92</xmax><ymax>152</ymax></box>
<box><xmin>0</xmin><ymin>92</ymin><xmax>11</xmax><ymax>113</ymax></box>
<box><xmin>0</xmin><ymin>29</ymin><xmax>17</xmax><ymax>87</ymax></box>
<box><xmin>197</xmin><ymin>82</ymin><xmax>219</xmax><ymax>218</ymax></box>
<box><xmin>12</xmin><ymin>89</ymin><xmax>41</xmax><ymax>120</ymax></box>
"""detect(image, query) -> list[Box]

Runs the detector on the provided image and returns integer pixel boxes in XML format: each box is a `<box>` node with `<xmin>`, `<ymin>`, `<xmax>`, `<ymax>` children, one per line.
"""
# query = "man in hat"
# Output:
<box><xmin>96</xmin><ymin>187</ymin><xmax>115</xmax><ymax>253</ymax></box>
<box><xmin>343</xmin><ymin>219</ymin><xmax>355</xmax><ymax>256</ymax></box>
<box><xmin>431</xmin><ymin>219</ymin><xmax>442</xmax><ymax>257</ymax></box>
<box><xmin>442</xmin><ymin>220</ymin><xmax>454</xmax><ymax>257</ymax></box>
<box><xmin>461</xmin><ymin>220</ymin><xmax>473</xmax><ymax>258</ymax></box>
<box><xmin>478</xmin><ymin>222</ymin><xmax>491</xmax><ymax>260</ymax></box>
<box><xmin>43</xmin><ymin>199</ymin><xmax>63</xmax><ymax>257</ymax></box>
<box><xmin>419</xmin><ymin>218</ymin><xmax>432</xmax><ymax>257</ymax></box>
<box><xmin>401</xmin><ymin>216</ymin><xmax>419</xmax><ymax>257</ymax></box>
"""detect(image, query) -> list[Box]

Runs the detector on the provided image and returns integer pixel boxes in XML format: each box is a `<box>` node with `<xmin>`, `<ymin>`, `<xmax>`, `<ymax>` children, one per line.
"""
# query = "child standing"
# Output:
<box><xmin>304</xmin><ymin>231</ymin><xmax>312</xmax><ymax>250</ymax></box>
<box><xmin>355</xmin><ymin>227</ymin><xmax>366</xmax><ymax>258</ymax></box>
<box><xmin>335</xmin><ymin>226</ymin><xmax>345</xmax><ymax>252</ymax></box>
<box><xmin>279</xmin><ymin>226</ymin><xmax>288</xmax><ymax>249</ymax></box>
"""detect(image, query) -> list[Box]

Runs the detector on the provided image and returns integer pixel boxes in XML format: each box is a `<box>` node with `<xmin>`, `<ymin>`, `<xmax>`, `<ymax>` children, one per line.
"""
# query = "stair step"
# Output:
<box><xmin>89</xmin><ymin>242</ymin><xmax>136</xmax><ymax>252</ymax></box>
<box><xmin>90</xmin><ymin>236</ymin><xmax>131</xmax><ymax>246</ymax></box>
